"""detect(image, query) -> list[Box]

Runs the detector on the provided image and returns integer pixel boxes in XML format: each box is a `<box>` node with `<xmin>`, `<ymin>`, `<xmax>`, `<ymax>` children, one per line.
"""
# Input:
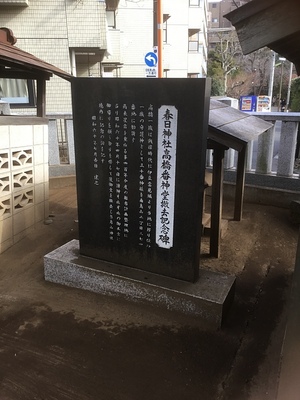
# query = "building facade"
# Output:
<box><xmin>0</xmin><ymin>0</ymin><xmax>208</xmax><ymax>114</ymax></box>
<box><xmin>208</xmin><ymin>0</ymin><xmax>249</xmax><ymax>29</ymax></box>
<box><xmin>0</xmin><ymin>0</ymin><xmax>111</xmax><ymax>114</ymax></box>
<box><xmin>208</xmin><ymin>0</ymin><xmax>250</xmax><ymax>50</ymax></box>
<box><xmin>112</xmin><ymin>0</ymin><xmax>208</xmax><ymax>78</ymax></box>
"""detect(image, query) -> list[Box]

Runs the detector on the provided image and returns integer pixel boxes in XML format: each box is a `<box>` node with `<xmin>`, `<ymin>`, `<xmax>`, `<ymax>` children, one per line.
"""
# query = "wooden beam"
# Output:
<box><xmin>0</xmin><ymin>69</ymin><xmax>51</xmax><ymax>80</ymax></box>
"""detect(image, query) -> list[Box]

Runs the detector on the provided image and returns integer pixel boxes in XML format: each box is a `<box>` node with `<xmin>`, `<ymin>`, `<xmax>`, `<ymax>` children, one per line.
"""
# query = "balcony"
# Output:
<box><xmin>187</xmin><ymin>52</ymin><xmax>202</xmax><ymax>74</ymax></box>
<box><xmin>0</xmin><ymin>0</ymin><xmax>28</xmax><ymax>5</ymax></box>
<box><xmin>188</xmin><ymin>6</ymin><xmax>203</xmax><ymax>29</ymax></box>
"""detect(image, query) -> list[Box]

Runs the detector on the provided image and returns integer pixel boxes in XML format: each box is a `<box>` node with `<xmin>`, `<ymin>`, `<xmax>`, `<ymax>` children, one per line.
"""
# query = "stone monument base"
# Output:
<box><xmin>44</xmin><ymin>240</ymin><xmax>235</xmax><ymax>328</ymax></box>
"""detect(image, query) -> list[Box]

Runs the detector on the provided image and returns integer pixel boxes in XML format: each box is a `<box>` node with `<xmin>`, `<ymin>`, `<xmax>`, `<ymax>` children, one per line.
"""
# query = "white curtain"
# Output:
<box><xmin>0</xmin><ymin>79</ymin><xmax>28</xmax><ymax>99</ymax></box>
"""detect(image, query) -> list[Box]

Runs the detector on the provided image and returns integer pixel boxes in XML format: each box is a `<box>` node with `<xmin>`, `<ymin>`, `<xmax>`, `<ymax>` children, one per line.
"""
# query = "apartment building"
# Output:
<box><xmin>111</xmin><ymin>0</ymin><xmax>208</xmax><ymax>78</ymax></box>
<box><xmin>208</xmin><ymin>0</ymin><xmax>250</xmax><ymax>50</ymax></box>
<box><xmin>208</xmin><ymin>0</ymin><xmax>249</xmax><ymax>28</ymax></box>
<box><xmin>0</xmin><ymin>0</ymin><xmax>112</xmax><ymax>113</ymax></box>
<box><xmin>0</xmin><ymin>0</ymin><xmax>208</xmax><ymax>114</ymax></box>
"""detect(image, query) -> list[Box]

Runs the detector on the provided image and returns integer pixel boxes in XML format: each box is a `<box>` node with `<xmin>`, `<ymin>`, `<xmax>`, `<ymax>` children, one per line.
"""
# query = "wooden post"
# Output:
<box><xmin>234</xmin><ymin>145</ymin><xmax>246</xmax><ymax>221</ymax></box>
<box><xmin>210</xmin><ymin>145</ymin><xmax>225</xmax><ymax>258</ymax></box>
<box><xmin>37</xmin><ymin>78</ymin><xmax>46</xmax><ymax>117</ymax></box>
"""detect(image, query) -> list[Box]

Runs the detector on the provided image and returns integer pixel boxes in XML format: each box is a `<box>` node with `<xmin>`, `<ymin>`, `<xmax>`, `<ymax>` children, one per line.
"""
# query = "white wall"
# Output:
<box><xmin>117</xmin><ymin>0</ymin><xmax>208</xmax><ymax>78</ymax></box>
<box><xmin>0</xmin><ymin>120</ymin><xmax>49</xmax><ymax>253</ymax></box>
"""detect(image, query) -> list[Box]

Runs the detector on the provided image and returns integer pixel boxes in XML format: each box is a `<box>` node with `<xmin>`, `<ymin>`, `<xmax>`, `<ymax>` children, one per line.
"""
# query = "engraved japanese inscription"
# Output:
<box><xmin>72</xmin><ymin>78</ymin><xmax>210</xmax><ymax>282</ymax></box>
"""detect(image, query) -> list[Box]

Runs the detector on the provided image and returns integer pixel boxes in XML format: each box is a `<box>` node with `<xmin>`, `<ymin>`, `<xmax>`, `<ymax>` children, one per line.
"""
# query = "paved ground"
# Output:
<box><xmin>0</xmin><ymin>183</ymin><xmax>298</xmax><ymax>400</ymax></box>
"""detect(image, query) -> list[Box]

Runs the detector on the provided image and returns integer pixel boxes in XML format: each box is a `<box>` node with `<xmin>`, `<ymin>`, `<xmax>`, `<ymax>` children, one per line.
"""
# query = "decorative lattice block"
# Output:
<box><xmin>0</xmin><ymin>152</ymin><xmax>9</xmax><ymax>170</ymax></box>
<box><xmin>12</xmin><ymin>149</ymin><xmax>33</xmax><ymax>169</ymax></box>
<box><xmin>14</xmin><ymin>190</ymin><xmax>34</xmax><ymax>210</ymax></box>
<box><xmin>13</xmin><ymin>170</ymin><xmax>33</xmax><ymax>189</ymax></box>
<box><xmin>0</xmin><ymin>195</ymin><xmax>11</xmax><ymax>218</ymax></box>
<box><xmin>0</xmin><ymin>174</ymin><xmax>10</xmax><ymax>194</ymax></box>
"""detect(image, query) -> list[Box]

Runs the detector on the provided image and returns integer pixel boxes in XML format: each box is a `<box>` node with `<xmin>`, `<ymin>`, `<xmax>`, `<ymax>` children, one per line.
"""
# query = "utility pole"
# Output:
<box><xmin>268</xmin><ymin>50</ymin><xmax>275</xmax><ymax>102</ymax></box>
<box><xmin>286</xmin><ymin>62</ymin><xmax>294</xmax><ymax>111</ymax></box>
<box><xmin>278</xmin><ymin>57</ymin><xmax>286</xmax><ymax>111</ymax></box>
<box><xmin>153</xmin><ymin>0</ymin><xmax>157</xmax><ymax>47</ymax></box>
<box><xmin>153</xmin><ymin>0</ymin><xmax>163</xmax><ymax>77</ymax></box>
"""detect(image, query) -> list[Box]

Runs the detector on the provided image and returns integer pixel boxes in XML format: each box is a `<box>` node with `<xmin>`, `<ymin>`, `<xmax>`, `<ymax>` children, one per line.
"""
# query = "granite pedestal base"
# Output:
<box><xmin>44</xmin><ymin>240</ymin><xmax>235</xmax><ymax>328</ymax></box>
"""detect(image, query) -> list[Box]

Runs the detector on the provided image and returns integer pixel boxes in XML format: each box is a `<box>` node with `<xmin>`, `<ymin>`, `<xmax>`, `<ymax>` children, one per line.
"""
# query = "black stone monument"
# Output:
<box><xmin>72</xmin><ymin>78</ymin><xmax>210</xmax><ymax>282</ymax></box>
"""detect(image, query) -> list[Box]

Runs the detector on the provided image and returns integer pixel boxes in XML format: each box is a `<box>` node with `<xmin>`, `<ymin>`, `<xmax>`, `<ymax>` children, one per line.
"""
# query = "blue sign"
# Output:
<box><xmin>145</xmin><ymin>52</ymin><xmax>158</xmax><ymax>67</ymax></box>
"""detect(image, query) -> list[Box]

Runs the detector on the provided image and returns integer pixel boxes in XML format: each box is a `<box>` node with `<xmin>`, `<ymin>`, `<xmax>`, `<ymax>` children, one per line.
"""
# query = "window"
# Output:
<box><xmin>188</xmin><ymin>29</ymin><xmax>200</xmax><ymax>53</ymax></box>
<box><xmin>189</xmin><ymin>0</ymin><xmax>200</xmax><ymax>6</ymax></box>
<box><xmin>56</xmin><ymin>119</ymin><xmax>69</xmax><ymax>164</ymax></box>
<box><xmin>163</xmin><ymin>20</ymin><xmax>167</xmax><ymax>43</ymax></box>
<box><xmin>162</xmin><ymin>13</ymin><xmax>170</xmax><ymax>44</ymax></box>
<box><xmin>212</xmin><ymin>18</ymin><xmax>218</xmax><ymax>23</ymax></box>
<box><xmin>106</xmin><ymin>10</ymin><xmax>116</xmax><ymax>28</ymax></box>
<box><xmin>212</xmin><ymin>3</ymin><xmax>217</xmax><ymax>8</ymax></box>
<box><xmin>0</xmin><ymin>79</ymin><xmax>35</xmax><ymax>107</ymax></box>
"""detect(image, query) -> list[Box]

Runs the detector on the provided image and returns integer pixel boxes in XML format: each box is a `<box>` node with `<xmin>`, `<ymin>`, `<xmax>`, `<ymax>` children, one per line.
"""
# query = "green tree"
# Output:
<box><xmin>289</xmin><ymin>77</ymin><xmax>300</xmax><ymax>111</ymax></box>
<box><xmin>207</xmin><ymin>31</ymin><xmax>241</xmax><ymax>96</ymax></box>
<box><xmin>207</xmin><ymin>50</ymin><xmax>225</xmax><ymax>96</ymax></box>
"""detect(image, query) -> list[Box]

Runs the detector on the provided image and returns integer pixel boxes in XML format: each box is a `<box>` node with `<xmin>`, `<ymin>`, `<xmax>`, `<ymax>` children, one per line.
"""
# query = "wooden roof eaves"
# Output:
<box><xmin>0</xmin><ymin>69</ymin><xmax>52</xmax><ymax>80</ymax></box>
<box><xmin>0</xmin><ymin>41</ymin><xmax>72</xmax><ymax>81</ymax></box>
<box><xmin>224</xmin><ymin>0</ymin><xmax>281</xmax><ymax>26</ymax></box>
<box><xmin>208</xmin><ymin>99</ymin><xmax>273</xmax><ymax>152</ymax></box>
<box><xmin>208</xmin><ymin>125</ymin><xmax>246</xmax><ymax>152</ymax></box>
<box><xmin>225</xmin><ymin>0</ymin><xmax>300</xmax><ymax>75</ymax></box>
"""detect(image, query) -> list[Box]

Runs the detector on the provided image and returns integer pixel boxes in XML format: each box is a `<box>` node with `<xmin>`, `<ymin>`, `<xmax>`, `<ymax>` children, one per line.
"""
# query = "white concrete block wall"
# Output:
<box><xmin>0</xmin><ymin>122</ymin><xmax>49</xmax><ymax>254</ymax></box>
